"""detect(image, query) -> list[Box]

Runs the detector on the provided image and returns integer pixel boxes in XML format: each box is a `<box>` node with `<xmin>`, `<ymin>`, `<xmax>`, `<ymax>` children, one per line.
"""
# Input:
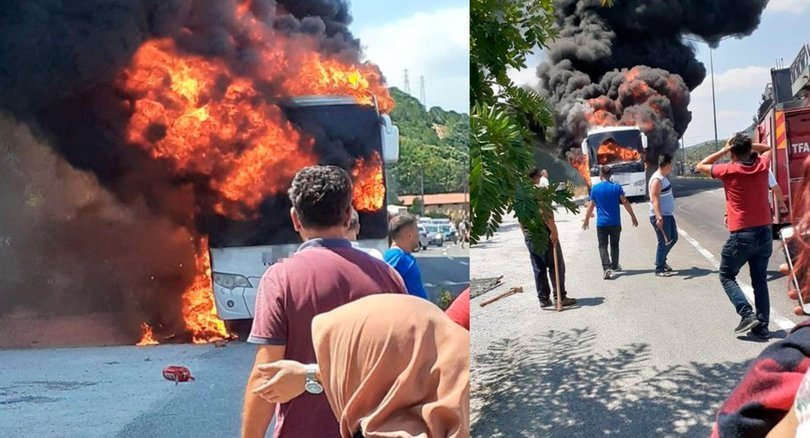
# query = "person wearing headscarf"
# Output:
<box><xmin>252</xmin><ymin>294</ymin><xmax>470</xmax><ymax>438</ymax></box>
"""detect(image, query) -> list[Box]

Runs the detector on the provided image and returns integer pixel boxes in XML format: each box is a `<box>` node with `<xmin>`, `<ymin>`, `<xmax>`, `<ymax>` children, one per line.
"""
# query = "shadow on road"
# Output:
<box><xmin>472</xmin><ymin>328</ymin><xmax>750</xmax><ymax>437</ymax></box>
<box><xmin>572</xmin><ymin>297</ymin><xmax>605</xmax><ymax>307</ymax></box>
<box><xmin>737</xmin><ymin>330</ymin><xmax>787</xmax><ymax>342</ymax></box>
<box><xmin>612</xmin><ymin>269</ymin><xmax>656</xmax><ymax>278</ymax></box>
<box><xmin>673</xmin><ymin>267</ymin><xmax>717</xmax><ymax>279</ymax></box>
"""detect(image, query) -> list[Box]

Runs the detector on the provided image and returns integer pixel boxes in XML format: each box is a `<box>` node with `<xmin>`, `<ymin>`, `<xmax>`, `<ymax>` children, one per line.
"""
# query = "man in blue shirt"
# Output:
<box><xmin>384</xmin><ymin>214</ymin><xmax>429</xmax><ymax>300</ymax></box>
<box><xmin>582</xmin><ymin>165</ymin><xmax>639</xmax><ymax>279</ymax></box>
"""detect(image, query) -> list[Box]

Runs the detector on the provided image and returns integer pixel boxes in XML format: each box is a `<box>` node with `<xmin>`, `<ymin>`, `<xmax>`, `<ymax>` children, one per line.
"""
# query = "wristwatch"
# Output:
<box><xmin>304</xmin><ymin>364</ymin><xmax>323</xmax><ymax>395</ymax></box>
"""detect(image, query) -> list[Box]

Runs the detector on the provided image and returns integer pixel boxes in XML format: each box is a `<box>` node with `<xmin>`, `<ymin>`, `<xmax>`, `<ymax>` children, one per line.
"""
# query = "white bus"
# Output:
<box><xmin>581</xmin><ymin>126</ymin><xmax>648</xmax><ymax>198</ymax></box>
<box><xmin>208</xmin><ymin>96</ymin><xmax>399</xmax><ymax>326</ymax></box>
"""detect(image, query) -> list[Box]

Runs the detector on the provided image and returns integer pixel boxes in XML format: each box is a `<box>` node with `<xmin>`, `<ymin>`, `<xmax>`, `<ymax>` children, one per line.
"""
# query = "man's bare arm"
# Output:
<box><xmin>696</xmin><ymin>141</ymin><xmax>731</xmax><ymax>176</ymax></box>
<box><xmin>545</xmin><ymin>211</ymin><xmax>559</xmax><ymax>245</ymax></box>
<box><xmin>242</xmin><ymin>345</ymin><xmax>286</xmax><ymax>438</ymax></box>
<box><xmin>620</xmin><ymin>196</ymin><xmax>639</xmax><ymax>227</ymax></box>
<box><xmin>582</xmin><ymin>201</ymin><xmax>596</xmax><ymax>230</ymax></box>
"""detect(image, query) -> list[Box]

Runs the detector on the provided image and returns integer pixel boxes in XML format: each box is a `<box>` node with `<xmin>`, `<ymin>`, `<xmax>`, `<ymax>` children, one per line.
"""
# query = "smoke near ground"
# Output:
<box><xmin>537</xmin><ymin>0</ymin><xmax>769</xmax><ymax>163</ymax></box>
<box><xmin>0</xmin><ymin>115</ymin><xmax>196</xmax><ymax>337</ymax></box>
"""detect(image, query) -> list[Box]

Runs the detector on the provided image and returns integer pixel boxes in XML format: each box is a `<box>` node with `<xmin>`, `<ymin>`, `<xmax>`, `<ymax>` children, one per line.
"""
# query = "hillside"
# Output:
<box><xmin>386</xmin><ymin>87</ymin><xmax>469</xmax><ymax>201</ymax></box>
<box><xmin>684</xmin><ymin>139</ymin><xmax>726</xmax><ymax>164</ymax></box>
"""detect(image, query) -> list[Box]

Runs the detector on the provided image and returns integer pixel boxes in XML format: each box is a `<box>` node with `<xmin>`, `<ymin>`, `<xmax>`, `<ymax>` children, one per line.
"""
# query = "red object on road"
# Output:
<box><xmin>162</xmin><ymin>366</ymin><xmax>194</xmax><ymax>384</ymax></box>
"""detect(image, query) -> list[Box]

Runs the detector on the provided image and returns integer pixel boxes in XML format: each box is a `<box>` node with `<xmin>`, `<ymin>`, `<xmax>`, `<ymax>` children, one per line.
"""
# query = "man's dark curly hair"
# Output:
<box><xmin>288</xmin><ymin>166</ymin><xmax>353</xmax><ymax>228</ymax></box>
<box><xmin>729</xmin><ymin>132</ymin><xmax>753</xmax><ymax>158</ymax></box>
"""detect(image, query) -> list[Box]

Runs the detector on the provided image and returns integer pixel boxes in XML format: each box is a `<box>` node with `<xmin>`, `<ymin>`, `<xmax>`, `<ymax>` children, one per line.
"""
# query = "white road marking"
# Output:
<box><xmin>459</xmin><ymin>261</ymin><xmax>469</xmax><ymax>266</ymax></box>
<box><xmin>678</xmin><ymin>227</ymin><xmax>795</xmax><ymax>331</ymax></box>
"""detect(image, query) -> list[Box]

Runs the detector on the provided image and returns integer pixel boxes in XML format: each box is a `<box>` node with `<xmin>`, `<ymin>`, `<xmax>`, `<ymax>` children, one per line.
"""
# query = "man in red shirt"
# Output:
<box><xmin>697</xmin><ymin>133</ymin><xmax>773</xmax><ymax>338</ymax></box>
<box><xmin>241</xmin><ymin>166</ymin><xmax>407</xmax><ymax>438</ymax></box>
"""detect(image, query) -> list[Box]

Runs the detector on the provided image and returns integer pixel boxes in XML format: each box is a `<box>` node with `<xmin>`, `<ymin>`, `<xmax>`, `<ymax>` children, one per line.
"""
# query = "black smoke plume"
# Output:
<box><xmin>537</xmin><ymin>0</ymin><xmax>769</xmax><ymax>163</ymax></box>
<box><xmin>0</xmin><ymin>0</ymin><xmax>378</xmax><ymax>341</ymax></box>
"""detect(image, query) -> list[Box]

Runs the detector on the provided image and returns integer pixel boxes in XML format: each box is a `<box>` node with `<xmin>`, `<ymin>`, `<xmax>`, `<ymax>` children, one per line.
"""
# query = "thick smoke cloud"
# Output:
<box><xmin>538</xmin><ymin>0</ymin><xmax>769</xmax><ymax>161</ymax></box>
<box><xmin>0</xmin><ymin>0</ymin><xmax>368</xmax><ymax>339</ymax></box>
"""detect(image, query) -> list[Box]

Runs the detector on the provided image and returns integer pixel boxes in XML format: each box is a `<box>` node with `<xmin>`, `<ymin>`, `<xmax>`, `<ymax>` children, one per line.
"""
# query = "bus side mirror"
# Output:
<box><xmin>641</xmin><ymin>132</ymin><xmax>648</xmax><ymax>150</ymax></box>
<box><xmin>580</xmin><ymin>138</ymin><xmax>587</xmax><ymax>154</ymax></box>
<box><xmin>380</xmin><ymin>114</ymin><xmax>399</xmax><ymax>164</ymax></box>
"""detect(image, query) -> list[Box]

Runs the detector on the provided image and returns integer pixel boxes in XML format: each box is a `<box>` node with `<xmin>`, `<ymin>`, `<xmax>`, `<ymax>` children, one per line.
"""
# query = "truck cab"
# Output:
<box><xmin>754</xmin><ymin>64</ymin><xmax>810</xmax><ymax>237</ymax></box>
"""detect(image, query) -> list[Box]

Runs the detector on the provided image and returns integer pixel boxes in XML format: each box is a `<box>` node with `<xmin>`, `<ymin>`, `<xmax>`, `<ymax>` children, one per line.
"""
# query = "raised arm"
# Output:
<box><xmin>697</xmin><ymin>140</ymin><xmax>731</xmax><ymax>176</ymax></box>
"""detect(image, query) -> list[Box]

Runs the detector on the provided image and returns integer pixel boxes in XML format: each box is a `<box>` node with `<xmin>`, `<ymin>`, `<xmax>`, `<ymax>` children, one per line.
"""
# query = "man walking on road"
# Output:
<box><xmin>581</xmin><ymin>165</ymin><xmax>639</xmax><ymax>280</ymax></box>
<box><xmin>697</xmin><ymin>134</ymin><xmax>773</xmax><ymax>338</ymax></box>
<box><xmin>384</xmin><ymin>214</ymin><xmax>430</xmax><ymax>300</ymax></box>
<box><xmin>522</xmin><ymin>169</ymin><xmax>577</xmax><ymax>308</ymax></box>
<box><xmin>242</xmin><ymin>166</ymin><xmax>406</xmax><ymax>438</ymax></box>
<box><xmin>649</xmin><ymin>154</ymin><xmax>679</xmax><ymax>277</ymax></box>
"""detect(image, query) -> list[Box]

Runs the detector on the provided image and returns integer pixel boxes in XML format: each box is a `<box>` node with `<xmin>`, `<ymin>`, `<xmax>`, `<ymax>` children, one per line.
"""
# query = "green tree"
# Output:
<box><xmin>388</xmin><ymin>88</ymin><xmax>469</xmax><ymax>197</ymax></box>
<box><xmin>470</xmin><ymin>0</ymin><xmax>577</xmax><ymax>251</ymax></box>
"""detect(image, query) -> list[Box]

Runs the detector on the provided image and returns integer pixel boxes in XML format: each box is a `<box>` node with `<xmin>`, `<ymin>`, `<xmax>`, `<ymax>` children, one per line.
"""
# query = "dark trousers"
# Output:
<box><xmin>719</xmin><ymin>226</ymin><xmax>773</xmax><ymax>328</ymax></box>
<box><xmin>596</xmin><ymin>226</ymin><xmax>621</xmax><ymax>270</ymax></box>
<box><xmin>525</xmin><ymin>238</ymin><xmax>566</xmax><ymax>301</ymax></box>
<box><xmin>650</xmin><ymin>215</ymin><xmax>679</xmax><ymax>271</ymax></box>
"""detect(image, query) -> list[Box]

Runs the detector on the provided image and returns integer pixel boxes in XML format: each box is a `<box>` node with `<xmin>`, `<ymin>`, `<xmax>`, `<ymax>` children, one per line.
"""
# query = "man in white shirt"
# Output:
<box><xmin>539</xmin><ymin>169</ymin><xmax>550</xmax><ymax>188</ymax></box>
<box><xmin>768</xmin><ymin>169</ymin><xmax>788</xmax><ymax>215</ymax></box>
<box><xmin>346</xmin><ymin>209</ymin><xmax>383</xmax><ymax>259</ymax></box>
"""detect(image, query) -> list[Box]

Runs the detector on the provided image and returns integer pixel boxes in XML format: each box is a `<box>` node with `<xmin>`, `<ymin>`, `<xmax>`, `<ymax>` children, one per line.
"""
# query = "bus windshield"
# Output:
<box><xmin>586</xmin><ymin>129</ymin><xmax>644</xmax><ymax>175</ymax></box>
<box><xmin>204</xmin><ymin>103</ymin><xmax>388</xmax><ymax>248</ymax></box>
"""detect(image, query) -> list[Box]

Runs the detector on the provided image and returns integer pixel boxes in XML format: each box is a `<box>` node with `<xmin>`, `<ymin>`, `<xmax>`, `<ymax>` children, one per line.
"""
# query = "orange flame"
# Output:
<box><xmin>136</xmin><ymin>323</ymin><xmax>159</xmax><ymax>346</ymax></box>
<box><xmin>352</xmin><ymin>151</ymin><xmax>385</xmax><ymax>212</ymax></box>
<box><xmin>123</xmin><ymin>3</ymin><xmax>394</xmax><ymax>344</ymax></box>
<box><xmin>597</xmin><ymin>139</ymin><xmax>642</xmax><ymax>165</ymax></box>
<box><xmin>183</xmin><ymin>237</ymin><xmax>229</xmax><ymax>344</ymax></box>
<box><xmin>568</xmin><ymin>150</ymin><xmax>591</xmax><ymax>188</ymax></box>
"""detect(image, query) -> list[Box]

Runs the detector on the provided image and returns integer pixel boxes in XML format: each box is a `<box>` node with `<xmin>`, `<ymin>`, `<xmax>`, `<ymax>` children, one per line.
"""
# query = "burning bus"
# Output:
<box><xmin>206</xmin><ymin>96</ymin><xmax>399</xmax><ymax>325</ymax></box>
<box><xmin>580</xmin><ymin>126</ymin><xmax>648</xmax><ymax>198</ymax></box>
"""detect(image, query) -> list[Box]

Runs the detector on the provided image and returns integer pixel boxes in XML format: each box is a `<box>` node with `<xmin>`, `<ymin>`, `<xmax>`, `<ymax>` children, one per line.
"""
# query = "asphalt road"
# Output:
<box><xmin>0</xmin><ymin>342</ymin><xmax>256</xmax><ymax>438</ymax></box>
<box><xmin>414</xmin><ymin>242</ymin><xmax>470</xmax><ymax>302</ymax></box>
<box><xmin>471</xmin><ymin>178</ymin><xmax>800</xmax><ymax>437</ymax></box>
<box><xmin>0</xmin><ymin>244</ymin><xmax>466</xmax><ymax>437</ymax></box>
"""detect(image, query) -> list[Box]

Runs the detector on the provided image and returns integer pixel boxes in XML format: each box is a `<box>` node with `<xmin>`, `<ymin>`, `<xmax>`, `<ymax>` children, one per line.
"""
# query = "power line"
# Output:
<box><xmin>403</xmin><ymin>69</ymin><xmax>411</xmax><ymax>94</ymax></box>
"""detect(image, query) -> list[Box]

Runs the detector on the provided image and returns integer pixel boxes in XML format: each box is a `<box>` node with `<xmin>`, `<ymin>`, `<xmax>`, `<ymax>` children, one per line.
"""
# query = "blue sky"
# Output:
<box><xmin>348</xmin><ymin>0</ymin><xmax>469</xmax><ymax>113</ymax></box>
<box><xmin>509</xmin><ymin>0</ymin><xmax>810</xmax><ymax>147</ymax></box>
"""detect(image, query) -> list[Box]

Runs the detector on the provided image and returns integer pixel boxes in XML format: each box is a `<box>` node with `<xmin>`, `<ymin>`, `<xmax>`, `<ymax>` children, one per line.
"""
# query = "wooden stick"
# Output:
<box><xmin>480</xmin><ymin>286</ymin><xmax>523</xmax><ymax>307</ymax></box>
<box><xmin>553</xmin><ymin>242</ymin><xmax>563</xmax><ymax>311</ymax></box>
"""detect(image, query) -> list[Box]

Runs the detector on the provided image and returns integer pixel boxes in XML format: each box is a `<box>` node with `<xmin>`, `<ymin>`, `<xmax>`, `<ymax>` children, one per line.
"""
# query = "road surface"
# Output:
<box><xmin>471</xmin><ymin>176</ymin><xmax>799</xmax><ymax>437</ymax></box>
<box><xmin>414</xmin><ymin>242</ymin><xmax>470</xmax><ymax>303</ymax></box>
<box><xmin>0</xmin><ymin>244</ymin><xmax>466</xmax><ymax>437</ymax></box>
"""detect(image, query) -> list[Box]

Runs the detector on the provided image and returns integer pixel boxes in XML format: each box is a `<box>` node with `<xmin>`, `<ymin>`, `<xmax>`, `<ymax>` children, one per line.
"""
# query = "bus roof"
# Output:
<box><xmin>283</xmin><ymin>96</ymin><xmax>359</xmax><ymax>107</ymax></box>
<box><xmin>586</xmin><ymin>126</ymin><xmax>641</xmax><ymax>135</ymax></box>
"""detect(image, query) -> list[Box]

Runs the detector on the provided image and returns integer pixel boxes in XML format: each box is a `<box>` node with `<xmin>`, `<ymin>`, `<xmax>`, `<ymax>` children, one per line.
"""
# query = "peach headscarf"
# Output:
<box><xmin>312</xmin><ymin>294</ymin><xmax>470</xmax><ymax>438</ymax></box>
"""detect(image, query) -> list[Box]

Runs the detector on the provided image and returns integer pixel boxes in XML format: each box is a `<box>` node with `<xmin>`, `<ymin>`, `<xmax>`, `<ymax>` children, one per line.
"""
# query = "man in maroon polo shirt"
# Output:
<box><xmin>241</xmin><ymin>166</ymin><xmax>407</xmax><ymax>438</ymax></box>
<box><xmin>697</xmin><ymin>133</ymin><xmax>773</xmax><ymax>338</ymax></box>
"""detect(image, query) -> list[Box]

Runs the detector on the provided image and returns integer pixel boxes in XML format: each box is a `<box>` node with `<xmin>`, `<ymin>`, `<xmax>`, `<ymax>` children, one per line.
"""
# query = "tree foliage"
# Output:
<box><xmin>470</xmin><ymin>0</ymin><xmax>577</xmax><ymax>251</ymax></box>
<box><xmin>387</xmin><ymin>88</ymin><xmax>469</xmax><ymax>199</ymax></box>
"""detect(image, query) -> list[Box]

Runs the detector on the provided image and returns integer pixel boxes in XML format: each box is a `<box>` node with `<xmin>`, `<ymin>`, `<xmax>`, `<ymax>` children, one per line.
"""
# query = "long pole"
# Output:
<box><xmin>419</xmin><ymin>166</ymin><xmax>425</xmax><ymax>216</ymax></box>
<box><xmin>710</xmin><ymin>47</ymin><xmax>719</xmax><ymax>152</ymax></box>
<box><xmin>681</xmin><ymin>137</ymin><xmax>686</xmax><ymax>174</ymax></box>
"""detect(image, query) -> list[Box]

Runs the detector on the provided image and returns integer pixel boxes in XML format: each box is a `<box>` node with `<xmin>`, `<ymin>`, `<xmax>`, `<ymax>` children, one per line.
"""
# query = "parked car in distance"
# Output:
<box><xmin>425</xmin><ymin>224</ymin><xmax>444</xmax><ymax>246</ymax></box>
<box><xmin>439</xmin><ymin>224</ymin><xmax>456</xmax><ymax>242</ymax></box>
<box><xmin>417</xmin><ymin>224</ymin><xmax>429</xmax><ymax>251</ymax></box>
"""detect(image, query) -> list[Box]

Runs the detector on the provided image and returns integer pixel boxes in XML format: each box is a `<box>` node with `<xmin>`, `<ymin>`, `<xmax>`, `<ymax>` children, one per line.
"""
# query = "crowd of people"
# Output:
<box><xmin>240</xmin><ymin>165</ymin><xmax>470</xmax><ymax>438</ymax></box>
<box><xmin>525</xmin><ymin>135</ymin><xmax>810</xmax><ymax>436</ymax></box>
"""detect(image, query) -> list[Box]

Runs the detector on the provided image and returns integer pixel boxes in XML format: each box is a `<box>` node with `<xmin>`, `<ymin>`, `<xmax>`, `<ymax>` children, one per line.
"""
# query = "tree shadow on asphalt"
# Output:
<box><xmin>472</xmin><ymin>328</ymin><xmax>751</xmax><ymax>437</ymax></box>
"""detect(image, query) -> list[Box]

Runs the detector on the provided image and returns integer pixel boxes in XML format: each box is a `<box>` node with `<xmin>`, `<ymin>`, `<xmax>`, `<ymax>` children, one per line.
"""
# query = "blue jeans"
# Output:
<box><xmin>649</xmin><ymin>215</ymin><xmax>679</xmax><ymax>271</ymax></box>
<box><xmin>719</xmin><ymin>226</ymin><xmax>773</xmax><ymax>327</ymax></box>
